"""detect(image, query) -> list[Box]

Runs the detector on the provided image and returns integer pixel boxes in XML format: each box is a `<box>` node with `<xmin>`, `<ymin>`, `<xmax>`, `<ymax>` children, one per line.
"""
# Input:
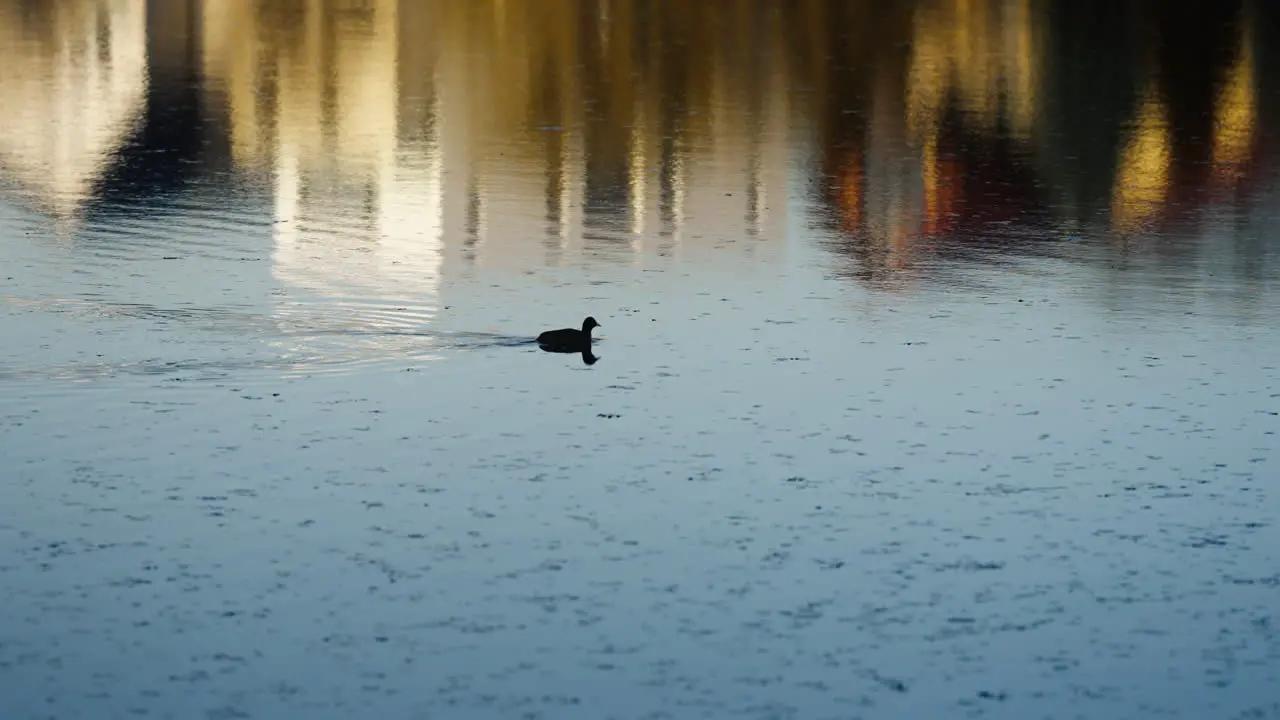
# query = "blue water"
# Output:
<box><xmin>2</xmin><ymin>2</ymin><xmax>1278</xmax><ymax>718</ymax></box>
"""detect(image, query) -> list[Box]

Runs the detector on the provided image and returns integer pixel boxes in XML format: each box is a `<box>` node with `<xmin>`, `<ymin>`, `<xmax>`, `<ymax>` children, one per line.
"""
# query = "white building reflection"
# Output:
<box><xmin>200</xmin><ymin>0</ymin><xmax>443</xmax><ymax>320</ymax></box>
<box><xmin>196</xmin><ymin>0</ymin><xmax>794</xmax><ymax>310</ymax></box>
<box><xmin>0</xmin><ymin>0</ymin><xmax>147</xmax><ymax>219</ymax></box>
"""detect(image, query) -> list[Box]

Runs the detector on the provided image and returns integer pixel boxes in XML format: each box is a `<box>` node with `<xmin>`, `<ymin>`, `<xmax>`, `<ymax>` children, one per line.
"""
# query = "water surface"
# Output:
<box><xmin>2</xmin><ymin>2</ymin><xmax>1279</xmax><ymax>718</ymax></box>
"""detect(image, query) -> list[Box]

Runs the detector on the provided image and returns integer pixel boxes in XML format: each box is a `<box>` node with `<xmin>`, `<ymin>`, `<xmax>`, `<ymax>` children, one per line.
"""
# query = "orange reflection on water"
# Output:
<box><xmin>921</xmin><ymin>135</ymin><xmax>962</xmax><ymax>238</ymax></box>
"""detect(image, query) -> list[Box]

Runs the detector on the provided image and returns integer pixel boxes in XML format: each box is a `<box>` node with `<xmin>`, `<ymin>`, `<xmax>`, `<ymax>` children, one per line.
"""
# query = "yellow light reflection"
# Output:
<box><xmin>908</xmin><ymin>0</ymin><xmax>1039</xmax><ymax>144</ymax></box>
<box><xmin>1112</xmin><ymin>85</ymin><xmax>1171</xmax><ymax>233</ymax></box>
<box><xmin>628</xmin><ymin>109</ymin><xmax>649</xmax><ymax>240</ymax></box>
<box><xmin>1211</xmin><ymin>15</ymin><xmax>1255</xmax><ymax>186</ymax></box>
<box><xmin>899</xmin><ymin>0</ymin><xmax>1040</xmax><ymax>264</ymax></box>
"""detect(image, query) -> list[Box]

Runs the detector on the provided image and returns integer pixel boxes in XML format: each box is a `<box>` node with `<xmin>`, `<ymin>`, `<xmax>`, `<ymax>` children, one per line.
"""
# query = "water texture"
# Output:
<box><xmin>1</xmin><ymin>1</ymin><xmax>1278</xmax><ymax>718</ymax></box>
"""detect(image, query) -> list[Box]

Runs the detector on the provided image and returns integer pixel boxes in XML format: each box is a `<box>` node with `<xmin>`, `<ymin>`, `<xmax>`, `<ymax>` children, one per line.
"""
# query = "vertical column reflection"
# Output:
<box><xmin>0</xmin><ymin>0</ymin><xmax>147</xmax><ymax>219</ymax></box>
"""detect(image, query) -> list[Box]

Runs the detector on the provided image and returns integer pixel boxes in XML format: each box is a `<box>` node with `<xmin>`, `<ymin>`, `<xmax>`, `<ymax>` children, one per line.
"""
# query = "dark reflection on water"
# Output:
<box><xmin>538</xmin><ymin>346</ymin><xmax>600</xmax><ymax>366</ymax></box>
<box><xmin>808</xmin><ymin>0</ymin><xmax>1276</xmax><ymax>289</ymax></box>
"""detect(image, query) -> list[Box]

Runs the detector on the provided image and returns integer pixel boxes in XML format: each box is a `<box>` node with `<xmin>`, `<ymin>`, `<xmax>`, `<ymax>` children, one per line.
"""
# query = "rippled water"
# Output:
<box><xmin>2</xmin><ymin>2</ymin><xmax>1279</xmax><ymax>718</ymax></box>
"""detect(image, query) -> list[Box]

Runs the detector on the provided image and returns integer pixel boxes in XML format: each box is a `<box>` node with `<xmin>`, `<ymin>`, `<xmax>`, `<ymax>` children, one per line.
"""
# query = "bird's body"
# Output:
<box><xmin>537</xmin><ymin>316</ymin><xmax>599</xmax><ymax>352</ymax></box>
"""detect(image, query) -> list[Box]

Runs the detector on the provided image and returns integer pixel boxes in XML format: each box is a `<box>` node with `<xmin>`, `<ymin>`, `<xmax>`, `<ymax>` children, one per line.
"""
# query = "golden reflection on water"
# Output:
<box><xmin>201</xmin><ymin>1</ymin><xmax>440</xmax><ymax>300</ymax></box>
<box><xmin>1112</xmin><ymin>84</ymin><xmax>1172</xmax><ymax>234</ymax></box>
<box><xmin>1211</xmin><ymin>12</ymin><xmax>1256</xmax><ymax>188</ymax></box>
<box><xmin>0</xmin><ymin>0</ymin><xmax>1269</xmax><ymax>282</ymax></box>
<box><xmin>0</xmin><ymin>0</ymin><xmax>146</xmax><ymax>217</ymax></box>
<box><xmin>907</xmin><ymin>0</ymin><xmax>1039</xmax><ymax>143</ymax></box>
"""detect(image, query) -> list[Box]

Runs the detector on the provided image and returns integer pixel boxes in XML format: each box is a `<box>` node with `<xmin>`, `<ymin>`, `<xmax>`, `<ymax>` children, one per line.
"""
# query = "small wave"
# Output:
<box><xmin>0</xmin><ymin>293</ymin><xmax>558</xmax><ymax>387</ymax></box>
<box><xmin>281</xmin><ymin>328</ymin><xmax>537</xmax><ymax>348</ymax></box>
<box><xmin>0</xmin><ymin>331</ymin><xmax>543</xmax><ymax>386</ymax></box>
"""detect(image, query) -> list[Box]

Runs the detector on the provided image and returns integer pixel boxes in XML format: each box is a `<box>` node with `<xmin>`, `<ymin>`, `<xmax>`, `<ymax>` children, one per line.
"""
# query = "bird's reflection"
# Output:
<box><xmin>538</xmin><ymin>344</ymin><xmax>598</xmax><ymax>365</ymax></box>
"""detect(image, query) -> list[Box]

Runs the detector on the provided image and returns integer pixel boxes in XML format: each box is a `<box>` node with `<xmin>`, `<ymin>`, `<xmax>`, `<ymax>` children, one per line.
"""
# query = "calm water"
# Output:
<box><xmin>2</xmin><ymin>1</ymin><xmax>1279</xmax><ymax>718</ymax></box>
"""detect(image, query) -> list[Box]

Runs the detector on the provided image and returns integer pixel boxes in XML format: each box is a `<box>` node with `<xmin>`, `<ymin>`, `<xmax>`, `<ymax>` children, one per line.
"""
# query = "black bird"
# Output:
<box><xmin>536</xmin><ymin>316</ymin><xmax>599</xmax><ymax>352</ymax></box>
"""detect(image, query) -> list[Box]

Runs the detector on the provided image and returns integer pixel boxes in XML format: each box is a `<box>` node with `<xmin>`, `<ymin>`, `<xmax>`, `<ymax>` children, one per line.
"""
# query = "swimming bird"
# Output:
<box><xmin>536</xmin><ymin>316</ymin><xmax>599</xmax><ymax>352</ymax></box>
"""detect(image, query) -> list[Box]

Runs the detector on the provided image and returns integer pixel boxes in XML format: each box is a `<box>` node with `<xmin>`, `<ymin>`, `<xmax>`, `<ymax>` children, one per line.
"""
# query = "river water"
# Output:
<box><xmin>1</xmin><ymin>2</ymin><xmax>1278</xmax><ymax>718</ymax></box>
